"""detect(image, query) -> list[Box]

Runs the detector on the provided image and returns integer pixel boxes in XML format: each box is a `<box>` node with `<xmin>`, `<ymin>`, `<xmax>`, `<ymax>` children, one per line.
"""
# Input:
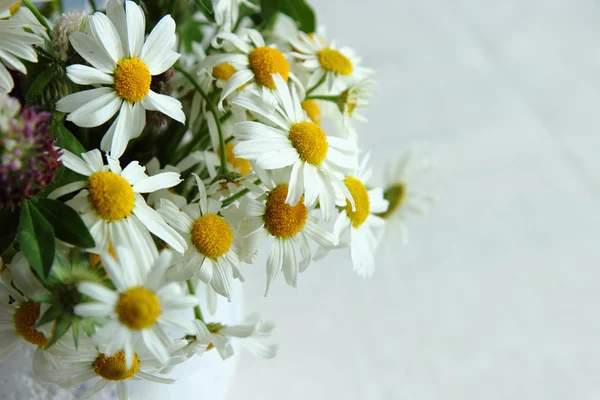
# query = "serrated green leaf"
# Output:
<box><xmin>35</xmin><ymin>306</ymin><xmax>62</xmax><ymax>329</ymax></box>
<box><xmin>26</xmin><ymin>67</ymin><xmax>56</xmax><ymax>105</ymax></box>
<box><xmin>195</xmin><ymin>0</ymin><xmax>214</xmax><ymax>22</ymax></box>
<box><xmin>261</xmin><ymin>0</ymin><xmax>316</xmax><ymax>33</ymax></box>
<box><xmin>35</xmin><ymin>198</ymin><xmax>95</xmax><ymax>248</ymax></box>
<box><xmin>18</xmin><ymin>201</ymin><xmax>55</xmax><ymax>280</ymax></box>
<box><xmin>46</xmin><ymin>315</ymin><xmax>72</xmax><ymax>348</ymax></box>
<box><xmin>51</xmin><ymin>119</ymin><xmax>85</xmax><ymax>155</ymax></box>
<box><xmin>0</xmin><ymin>208</ymin><xmax>19</xmax><ymax>255</ymax></box>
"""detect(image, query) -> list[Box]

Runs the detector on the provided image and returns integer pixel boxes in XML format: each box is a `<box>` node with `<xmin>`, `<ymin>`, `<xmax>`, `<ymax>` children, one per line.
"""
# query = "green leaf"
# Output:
<box><xmin>0</xmin><ymin>209</ymin><xmax>19</xmax><ymax>255</ymax></box>
<box><xmin>71</xmin><ymin>322</ymin><xmax>80</xmax><ymax>349</ymax></box>
<box><xmin>35</xmin><ymin>198</ymin><xmax>95</xmax><ymax>248</ymax></box>
<box><xmin>26</xmin><ymin>66</ymin><xmax>56</xmax><ymax>105</ymax></box>
<box><xmin>35</xmin><ymin>306</ymin><xmax>62</xmax><ymax>329</ymax></box>
<box><xmin>261</xmin><ymin>0</ymin><xmax>316</xmax><ymax>33</ymax></box>
<box><xmin>195</xmin><ymin>0</ymin><xmax>215</xmax><ymax>22</ymax></box>
<box><xmin>18</xmin><ymin>200</ymin><xmax>55</xmax><ymax>280</ymax></box>
<box><xmin>51</xmin><ymin>119</ymin><xmax>85</xmax><ymax>155</ymax></box>
<box><xmin>46</xmin><ymin>315</ymin><xmax>72</xmax><ymax>348</ymax></box>
<box><xmin>179</xmin><ymin>19</ymin><xmax>205</xmax><ymax>54</ymax></box>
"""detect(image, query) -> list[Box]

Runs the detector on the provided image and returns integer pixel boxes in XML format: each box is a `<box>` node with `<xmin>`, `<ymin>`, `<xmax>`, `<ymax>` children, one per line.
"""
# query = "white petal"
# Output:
<box><xmin>78</xmin><ymin>282</ymin><xmax>118</xmax><ymax>304</ymax></box>
<box><xmin>265</xmin><ymin>239</ymin><xmax>283</xmax><ymax>296</ymax></box>
<box><xmin>133</xmin><ymin>172</ymin><xmax>181</xmax><ymax>193</ymax></box>
<box><xmin>88</xmin><ymin>12</ymin><xmax>123</xmax><ymax>62</ymax></box>
<box><xmin>59</xmin><ymin>150</ymin><xmax>95</xmax><ymax>176</ymax></box>
<box><xmin>132</xmin><ymin>195</ymin><xmax>187</xmax><ymax>253</ymax></box>
<box><xmin>109</xmin><ymin>102</ymin><xmax>131</xmax><ymax>158</ymax></box>
<box><xmin>120</xmin><ymin>161</ymin><xmax>147</xmax><ymax>186</ymax></box>
<box><xmin>66</xmin><ymin>64</ymin><xmax>114</xmax><ymax>86</ymax></box>
<box><xmin>256</xmin><ymin>150</ymin><xmax>299</xmax><ymax>170</ymax></box>
<box><xmin>125</xmin><ymin>0</ymin><xmax>145</xmax><ymax>57</ymax></box>
<box><xmin>141</xmin><ymin>90</ymin><xmax>185</xmax><ymax>123</ymax></box>
<box><xmin>69</xmin><ymin>32</ymin><xmax>116</xmax><ymax>73</ymax></box>
<box><xmin>281</xmin><ymin>239</ymin><xmax>298</xmax><ymax>288</ymax></box>
<box><xmin>73</xmin><ymin>302</ymin><xmax>114</xmax><ymax>317</ymax></box>
<box><xmin>56</xmin><ymin>87</ymin><xmax>114</xmax><ymax>113</ymax></box>
<box><xmin>67</xmin><ymin>91</ymin><xmax>121</xmax><ymax>128</ymax></box>
<box><xmin>139</xmin><ymin>15</ymin><xmax>177</xmax><ymax>73</ymax></box>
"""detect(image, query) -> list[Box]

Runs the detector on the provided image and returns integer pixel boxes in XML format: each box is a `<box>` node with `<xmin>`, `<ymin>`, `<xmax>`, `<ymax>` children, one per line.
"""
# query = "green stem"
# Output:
<box><xmin>306</xmin><ymin>95</ymin><xmax>340</xmax><ymax>102</ymax></box>
<box><xmin>306</xmin><ymin>74</ymin><xmax>327</xmax><ymax>96</ymax></box>
<box><xmin>175</xmin><ymin>66</ymin><xmax>228</xmax><ymax>174</ymax></box>
<box><xmin>186</xmin><ymin>280</ymin><xmax>204</xmax><ymax>322</ymax></box>
<box><xmin>88</xmin><ymin>0</ymin><xmax>97</xmax><ymax>12</ymax></box>
<box><xmin>22</xmin><ymin>0</ymin><xmax>52</xmax><ymax>33</ymax></box>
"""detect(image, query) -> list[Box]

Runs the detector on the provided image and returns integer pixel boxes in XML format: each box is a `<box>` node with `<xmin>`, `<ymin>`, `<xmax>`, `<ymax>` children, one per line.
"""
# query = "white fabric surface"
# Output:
<box><xmin>227</xmin><ymin>0</ymin><xmax>600</xmax><ymax>399</ymax></box>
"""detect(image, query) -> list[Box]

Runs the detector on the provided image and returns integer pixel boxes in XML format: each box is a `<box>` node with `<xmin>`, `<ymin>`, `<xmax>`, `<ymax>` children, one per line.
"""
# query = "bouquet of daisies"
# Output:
<box><xmin>0</xmin><ymin>0</ymin><xmax>434</xmax><ymax>398</ymax></box>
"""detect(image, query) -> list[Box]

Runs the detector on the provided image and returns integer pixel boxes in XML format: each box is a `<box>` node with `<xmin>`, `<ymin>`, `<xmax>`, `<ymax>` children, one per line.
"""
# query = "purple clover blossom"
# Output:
<box><xmin>0</xmin><ymin>108</ymin><xmax>62</xmax><ymax>210</ymax></box>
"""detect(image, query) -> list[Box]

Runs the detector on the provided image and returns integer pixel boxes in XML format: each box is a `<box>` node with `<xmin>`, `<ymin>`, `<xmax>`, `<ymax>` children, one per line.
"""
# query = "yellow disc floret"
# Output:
<box><xmin>8</xmin><ymin>1</ymin><xmax>21</xmax><ymax>14</ymax></box>
<box><xmin>301</xmin><ymin>100</ymin><xmax>321</xmax><ymax>124</ymax></box>
<box><xmin>288</xmin><ymin>121</ymin><xmax>328</xmax><ymax>166</ymax></box>
<box><xmin>87</xmin><ymin>171</ymin><xmax>135</xmax><ymax>221</ymax></box>
<box><xmin>317</xmin><ymin>48</ymin><xmax>353</xmax><ymax>76</ymax></box>
<box><xmin>116</xmin><ymin>287</ymin><xmax>161</xmax><ymax>330</ymax></box>
<box><xmin>191</xmin><ymin>214</ymin><xmax>233</xmax><ymax>258</ymax></box>
<box><xmin>248</xmin><ymin>47</ymin><xmax>290</xmax><ymax>89</ymax></box>
<box><xmin>13</xmin><ymin>301</ymin><xmax>48</xmax><ymax>346</ymax></box>
<box><xmin>378</xmin><ymin>183</ymin><xmax>406</xmax><ymax>219</ymax></box>
<box><xmin>93</xmin><ymin>351</ymin><xmax>140</xmax><ymax>381</ymax></box>
<box><xmin>212</xmin><ymin>63</ymin><xmax>237</xmax><ymax>81</ymax></box>
<box><xmin>114</xmin><ymin>58</ymin><xmax>151</xmax><ymax>103</ymax></box>
<box><xmin>263</xmin><ymin>184</ymin><xmax>308</xmax><ymax>238</ymax></box>
<box><xmin>344</xmin><ymin>177</ymin><xmax>370</xmax><ymax>228</ymax></box>
<box><xmin>225</xmin><ymin>142</ymin><xmax>252</xmax><ymax>176</ymax></box>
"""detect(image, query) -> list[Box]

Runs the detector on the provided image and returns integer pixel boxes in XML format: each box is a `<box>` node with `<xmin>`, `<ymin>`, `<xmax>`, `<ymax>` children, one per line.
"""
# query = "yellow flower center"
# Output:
<box><xmin>93</xmin><ymin>351</ymin><xmax>140</xmax><ymax>381</ymax></box>
<box><xmin>263</xmin><ymin>184</ymin><xmax>308</xmax><ymax>238</ymax></box>
<box><xmin>13</xmin><ymin>301</ymin><xmax>49</xmax><ymax>346</ymax></box>
<box><xmin>116</xmin><ymin>287</ymin><xmax>161</xmax><ymax>330</ymax></box>
<box><xmin>248</xmin><ymin>47</ymin><xmax>290</xmax><ymax>89</ymax></box>
<box><xmin>191</xmin><ymin>214</ymin><xmax>233</xmax><ymax>258</ymax></box>
<box><xmin>301</xmin><ymin>100</ymin><xmax>321</xmax><ymax>124</ymax></box>
<box><xmin>114</xmin><ymin>58</ymin><xmax>151</xmax><ymax>103</ymax></box>
<box><xmin>317</xmin><ymin>48</ymin><xmax>353</xmax><ymax>76</ymax></box>
<box><xmin>87</xmin><ymin>171</ymin><xmax>135</xmax><ymax>221</ymax></box>
<box><xmin>378</xmin><ymin>183</ymin><xmax>406</xmax><ymax>219</ymax></box>
<box><xmin>288</xmin><ymin>121</ymin><xmax>328</xmax><ymax>166</ymax></box>
<box><xmin>340</xmin><ymin>89</ymin><xmax>357</xmax><ymax>116</ymax></box>
<box><xmin>212</xmin><ymin>63</ymin><xmax>237</xmax><ymax>81</ymax></box>
<box><xmin>8</xmin><ymin>1</ymin><xmax>21</xmax><ymax>14</ymax></box>
<box><xmin>225</xmin><ymin>142</ymin><xmax>251</xmax><ymax>176</ymax></box>
<box><xmin>344</xmin><ymin>177</ymin><xmax>370</xmax><ymax>228</ymax></box>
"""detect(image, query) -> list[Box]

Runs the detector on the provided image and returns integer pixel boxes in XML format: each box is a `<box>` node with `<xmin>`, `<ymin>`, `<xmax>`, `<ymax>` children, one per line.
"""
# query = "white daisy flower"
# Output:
<box><xmin>213</xmin><ymin>0</ymin><xmax>259</xmax><ymax>32</ymax></box>
<box><xmin>0</xmin><ymin>3</ymin><xmax>45</xmax><ymax>93</ymax></box>
<box><xmin>238</xmin><ymin>169</ymin><xmax>336</xmax><ymax>295</ymax></box>
<box><xmin>379</xmin><ymin>146</ymin><xmax>437</xmax><ymax>242</ymax></box>
<box><xmin>55</xmin><ymin>0</ymin><xmax>185</xmax><ymax>158</ymax></box>
<box><xmin>74</xmin><ymin>247</ymin><xmax>198</xmax><ymax>369</ymax></box>
<box><xmin>33</xmin><ymin>338</ymin><xmax>188</xmax><ymax>400</ymax></box>
<box><xmin>339</xmin><ymin>77</ymin><xmax>375</xmax><ymax>125</ymax></box>
<box><xmin>231</xmin><ymin>73</ymin><xmax>357</xmax><ymax>220</ymax></box>
<box><xmin>192</xmin><ymin>313</ymin><xmax>278</xmax><ymax>360</ymax></box>
<box><xmin>158</xmin><ymin>175</ymin><xmax>243</xmax><ymax>301</ymax></box>
<box><xmin>49</xmin><ymin>149</ymin><xmax>187</xmax><ymax>267</ymax></box>
<box><xmin>0</xmin><ymin>252</ymin><xmax>52</xmax><ymax>360</ymax></box>
<box><xmin>289</xmin><ymin>32</ymin><xmax>373</xmax><ymax>91</ymax></box>
<box><xmin>331</xmin><ymin>154</ymin><xmax>389</xmax><ymax>278</ymax></box>
<box><xmin>202</xmin><ymin>29</ymin><xmax>295</xmax><ymax>110</ymax></box>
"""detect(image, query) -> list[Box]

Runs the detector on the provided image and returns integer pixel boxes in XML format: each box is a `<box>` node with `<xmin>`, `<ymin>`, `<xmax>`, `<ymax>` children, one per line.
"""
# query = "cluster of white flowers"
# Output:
<box><xmin>0</xmin><ymin>0</ymin><xmax>434</xmax><ymax>398</ymax></box>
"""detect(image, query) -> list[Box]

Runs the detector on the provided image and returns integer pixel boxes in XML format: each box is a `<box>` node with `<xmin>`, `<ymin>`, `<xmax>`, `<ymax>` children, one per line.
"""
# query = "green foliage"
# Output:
<box><xmin>261</xmin><ymin>0</ymin><xmax>316</xmax><ymax>33</ymax></box>
<box><xmin>18</xmin><ymin>200</ymin><xmax>55</xmax><ymax>281</ymax></box>
<box><xmin>195</xmin><ymin>0</ymin><xmax>215</xmax><ymax>22</ymax></box>
<box><xmin>51</xmin><ymin>119</ymin><xmax>86</xmax><ymax>155</ymax></box>
<box><xmin>0</xmin><ymin>209</ymin><xmax>19</xmax><ymax>255</ymax></box>
<box><xmin>26</xmin><ymin>66</ymin><xmax>58</xmax><ymax>106</ymax></box>
<box><xmin>35</xmin><ymin>199</ymin><xmax>95</xmax><ymax>249</ymax></box>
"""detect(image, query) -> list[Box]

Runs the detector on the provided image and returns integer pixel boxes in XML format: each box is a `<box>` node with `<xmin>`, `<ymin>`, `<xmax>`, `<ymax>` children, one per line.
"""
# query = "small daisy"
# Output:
<box><xmin>49</xmin><ymin>149</ymin><xmax>187</xmax><ymax>268</ymax></box>
<box><xmin>231</xmin><ymin>73</ymin><xmax>357</xmax><ymax>220</ymax></box>
<box><xmin>55</xmin><ymin>0</ymin><xmax>185</xmax><ymax>158</ymax></box>
<box><xmin>331</xmin><ymin>154</ymin><xmax>389</xmax><ymax>278</ymax></box>
<box><xmin>289</xmin><ymin>32</ymin><xmax>373</xmax><ymax>91</ymax></box>
<box><xmin>0</xmin><ymin>252</ymin><xmax>52</xmax><ymax>360</ymax></box>
<box><xmin>202</xmin><ymin>28</ymin><xmax>295</xmax><ymax>110</ymax></box>
<box><xmin>0</xmin><ymin>3</ymin><xmax>45</xmax><ymax>93</ymax></box>
<box><xmin>193</xmin><ymin>314</ymin><xmax>278</xmax><ymax>360</ymax></box>
<box><xmin>33</xmin><ymin>339</ymin><xmax>188</xmax><ymax>400</ymax></box>
<box><xmin>339</xmin><ymin>77</ymin><xmax>375</xmax><ymax>125</ymax></box>
<box><xmin>74</xmin><ymin>247</ymin><xmax>198</xmax><ymax>368</ymax></box>
<box><xmin>238</xmin><ymin>170</ymin><xmax>336</xmax><ymax>295</ymax></box>
<box><xmin>158</xmin><ymin>175</ymin><xmax>243</xmax><ymax>300</ymax></box>
<box><xmin>379</xmin><ymin>146</ymin><xmax>437</xmax><ymax>242</ymax></box>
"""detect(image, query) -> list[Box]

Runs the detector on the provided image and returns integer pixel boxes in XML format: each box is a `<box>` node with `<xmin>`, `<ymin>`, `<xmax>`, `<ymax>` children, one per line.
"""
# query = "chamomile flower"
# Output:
<box><xmin>33</xmin><ymin>339</ymin><xmax>188</xmax><ymax>400</ymax></box>
<box><xmin>231</xmin><ymin>73</ymin><xmax>357</xmax><ymax>220</ymax></box>
<box><xmin>55</xmin><ymin>0</ymin><xmax>185</xmax><ymax>158</ymax></box>
<box><xmin>158</xmin><ymin>175</ymin><xmax>242</xmax><ymax>301</ymax></box>
<box><xmin>339</xmin><ymin>77</ymin><xmax>375</xmax><ymax>125</ymax></box>
<box><xmin>49</xmin><ymin>149</ymin><xmax>187</xmax><ymax>266</ymax></box>
<box><xmin>0</xmin><ymin>3</ymin><xmax>45</xmax><ymax>93</ymax></box>
<box><xmin>193</xmin><ymin>314</ymin><xmax>278</xmax><ymax>360</ymax></box>
<box><xmin>0</xmin><ymin>252</ymin><xmax>52</xmax><ymax>360</ymax></box>
<box><xmin>203</xmin><ymin>29</ymin><xmax>294</xmax><ymax>110</ymax></box>
<box><xmin>332</xmin><ymin>154</ymin><xmax>389</xmax><ymax>278</ymax></box>
<box><xmin>74</xmin><ymin>247</ymin><xmax>198</xmax><ymax>369</ymax></box>
<box><xmin>239</xmin><ymin>170</ymin><xmax>336</xmax><ymax>295</ymax></box>
<box><xmin>378</xmin><ymin>147</ymin><xmax>437</xmax><ymax>242</ymax></box>
<box><xmin>289</xmin><ymin>32</ymin><xmax>372</xmax><ymax>91</ymax></box>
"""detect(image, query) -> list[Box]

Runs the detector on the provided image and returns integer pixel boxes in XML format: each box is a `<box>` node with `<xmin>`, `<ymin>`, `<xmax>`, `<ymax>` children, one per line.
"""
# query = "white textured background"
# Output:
<box><xmin>227</xmin><ymin>0</ymin><xmax>600</xmax><ymax>399</ymax></box>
